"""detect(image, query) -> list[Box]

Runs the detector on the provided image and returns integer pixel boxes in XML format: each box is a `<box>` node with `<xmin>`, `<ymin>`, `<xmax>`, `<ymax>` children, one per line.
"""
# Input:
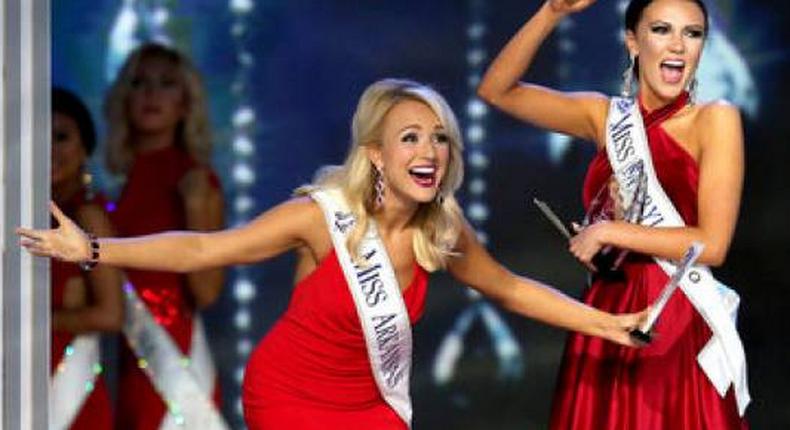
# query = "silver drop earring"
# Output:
<box><xmin>621</xmin><ymin>54</ymin><xmax>637</xmax><ymax>98</ymax></box>
<box><xmin>686</xmin><ymin>77</ymin><xmax>698</xmax><ymax>104</ymax></box>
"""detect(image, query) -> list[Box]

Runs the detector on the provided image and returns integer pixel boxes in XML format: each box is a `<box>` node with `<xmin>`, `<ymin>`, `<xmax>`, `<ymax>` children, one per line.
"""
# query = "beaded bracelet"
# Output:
<box><xmin>79</xmin><ymin>233</ymin><xmax>100</xmax><ymax>271</ymax></box>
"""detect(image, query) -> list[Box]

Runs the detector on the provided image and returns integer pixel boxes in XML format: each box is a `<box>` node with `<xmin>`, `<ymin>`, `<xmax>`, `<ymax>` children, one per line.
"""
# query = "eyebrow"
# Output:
<box><xmin>397</xmin><ymin>123</ymin><xmax>445</xmax><ymax>134</ymax></box>
<box><xmin>397</xmin><ymin>124</ymin><xmax>421</xmax><ymax>134</ymax></box>
<box><xmin>647</xmin><ymin>20</ymin><xmax>705</xmax><ymax>29</ymax></box>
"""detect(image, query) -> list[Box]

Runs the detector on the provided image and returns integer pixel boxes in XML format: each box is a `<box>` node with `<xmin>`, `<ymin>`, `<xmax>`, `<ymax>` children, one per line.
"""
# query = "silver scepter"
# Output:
<box><xmin>630</xmin><ymin>241</ymin><xmax>705</xmax><ymax>343</ymax></box>
<box><xmin>533</xmin><ymin>198</ymin><xmax>572</xmax><ymax>239</ymax></box>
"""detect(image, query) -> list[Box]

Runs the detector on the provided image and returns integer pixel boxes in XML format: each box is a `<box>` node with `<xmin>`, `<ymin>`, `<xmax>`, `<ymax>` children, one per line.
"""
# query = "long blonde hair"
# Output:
<box><xmin>298</xmin><ymin>78</ymin><xmax>465</xmax><ymax>272</ymax></box>
<box><xmin>104</xmin><ymin>42</ymin><xmax>212</xmax><ymax>174</ymax></box>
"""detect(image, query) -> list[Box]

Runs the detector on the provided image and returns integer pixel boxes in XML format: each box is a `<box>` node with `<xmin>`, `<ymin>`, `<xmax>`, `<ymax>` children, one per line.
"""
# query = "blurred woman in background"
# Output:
<box><xmin>50</xmin><ymin>87</ymin><xmax>123</xmax><ymax>430</ymax></box>
<box><xmin>103</xmin><ymin>42</ymin><xmax>227</xmax><ymax>430</ymax></box>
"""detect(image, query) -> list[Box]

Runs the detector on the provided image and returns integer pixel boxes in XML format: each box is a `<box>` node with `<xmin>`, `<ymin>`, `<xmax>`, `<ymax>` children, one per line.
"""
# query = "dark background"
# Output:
<box><xmin>53</xmin><ymin>1</ymin><xmax>789</xmax><ymax>428</ymax></box>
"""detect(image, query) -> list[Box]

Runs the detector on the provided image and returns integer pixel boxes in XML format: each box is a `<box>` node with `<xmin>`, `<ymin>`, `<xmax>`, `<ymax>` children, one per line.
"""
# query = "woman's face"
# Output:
<box><xmin>369</xmin><ymin>99</ymin><xmax>451</xmax><ymax>208</ymax></box>
<box><xmin>126</xmin><ymin>56</ymin><xmax>187</xmax><ymax>136</ymax></box>
<box><xmin>51</xmin><ymin>112</ymin><xmax>87</xmax><ymax>186</ymax></box>
<box><xmin>626</xmin><ymin>0</ymin><xmax>706</xmax><ymax>106</ymax></box>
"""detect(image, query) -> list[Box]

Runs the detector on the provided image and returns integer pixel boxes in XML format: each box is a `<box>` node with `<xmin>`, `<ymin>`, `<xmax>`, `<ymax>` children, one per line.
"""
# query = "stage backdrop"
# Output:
<box><xmin>53</xmin><ymin>1</ymin><xmax>790</xmax><ymax>429</ymax></box>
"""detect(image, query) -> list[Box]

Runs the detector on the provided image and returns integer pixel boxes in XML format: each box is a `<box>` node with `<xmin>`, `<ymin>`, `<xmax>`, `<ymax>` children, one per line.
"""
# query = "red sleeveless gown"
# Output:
<box><xmin>110</xmin><ymin>145</ymin><xmax>222</xmax><ymax>430</ymax></box>
<box><xmin>549</xmin><ymin>93</ymin><xmax>748</xmax><ymax>429</ymax></box>
<box><xmin>51</xmin><ymin>191</ymin><xmax>113</xmax><ymax>430</ymax></box>
<box><xmin>243</xmin><ymin>248</ymin><xmax>428</xmax><ymax>429</ymax></box>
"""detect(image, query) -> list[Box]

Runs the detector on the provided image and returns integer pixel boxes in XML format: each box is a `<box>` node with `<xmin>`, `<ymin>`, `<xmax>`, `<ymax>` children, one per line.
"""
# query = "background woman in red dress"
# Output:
<box><xmin>50</xmin><ymin>87</ymin><xmax>123</xmax><ymax>430</ymax></box>
<box><xmin>477</xmin><ymin>0</ymin><xmax>749</xmax><ymax>428</ymax></box>
<box><xmin>103</xmin><ymin>43</ymin><xmax>226</xmax><ymax>429</ymax></box>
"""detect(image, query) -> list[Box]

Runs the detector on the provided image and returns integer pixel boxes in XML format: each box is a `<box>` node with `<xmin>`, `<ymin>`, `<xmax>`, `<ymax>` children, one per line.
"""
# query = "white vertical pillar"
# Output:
<box><xmin>2</xmin><ymin>0</ymin><xmax>51</xmax><ymax>428</ymax></box>
<box><xmin>0</xmin><ymin>0</ymin><xmax>5</xmax><ymax>420</ymax></box>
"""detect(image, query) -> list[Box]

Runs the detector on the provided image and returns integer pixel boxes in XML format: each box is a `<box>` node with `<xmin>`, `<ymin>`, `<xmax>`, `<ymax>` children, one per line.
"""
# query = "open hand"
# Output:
<box><xmin>17</xmin><ymin>201</ymin><xmax>91</xmax><ymax>262</ymax></box>
<box><xmin>547</xmin><ymin>0</ymin><xmax>597</xmax><ymax>15</ymax></box>
<box><xmin>607</xmin><ymin>308</ymin><xmax>650</xmax><ymax>348</ymax></box>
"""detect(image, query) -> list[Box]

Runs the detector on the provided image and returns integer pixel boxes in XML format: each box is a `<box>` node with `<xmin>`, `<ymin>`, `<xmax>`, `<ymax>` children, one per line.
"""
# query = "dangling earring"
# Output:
<box><xmin>686</xmin><ymin>77</ymin><xmax>698</xmax><ymax>105</ymax></box>
<box><xmin>621</xmin><ymin>54</ymin><xmax>637</xmax><ymax>98</ymax></box>
<box><xmin>434</xmin><ymin>181</ymin><xmax>445</xmax><ymax>206</ymax></box>
<box><xmin>82</xmin><ymin>165</ymin><xmax>95</xmax><ymax>201</ymax></box>
<box><xmin>374</xmin><ymin>166</ymin><xmax>385</xmax><ymax>210</ymax></box>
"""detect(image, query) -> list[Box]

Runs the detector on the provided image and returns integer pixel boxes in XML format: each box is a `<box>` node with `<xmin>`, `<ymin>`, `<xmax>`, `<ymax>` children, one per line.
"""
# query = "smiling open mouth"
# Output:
<box><xmin>409</xmin><ymin>166</ymin><xmax>437</xmax><ymax>188</ymax></box>
<box><xmin>660</xmin><ymin>59</ymin><xmax>685</xmax><ymax>85</ymax></box>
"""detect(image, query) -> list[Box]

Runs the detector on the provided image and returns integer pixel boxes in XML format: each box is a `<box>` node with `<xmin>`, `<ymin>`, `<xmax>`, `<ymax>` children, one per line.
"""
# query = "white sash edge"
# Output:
<box><xmin>605</xmin><ymin>97</ymin><xmax>750</xmax><ymax>415</ymax></box>
<box><xmin>50</xmin><ymin>334</ymin><xmax>101</xmax><ymax>430</ymax></box>
<box><xmin>123</xmin><ymin>283</ymin><xmax>229</xmax><ymax>430</ymax></box>
<box><xmin>311</xmin><ymin>188</ymin><xmax>414</xmax><ymax>427</ymax></box>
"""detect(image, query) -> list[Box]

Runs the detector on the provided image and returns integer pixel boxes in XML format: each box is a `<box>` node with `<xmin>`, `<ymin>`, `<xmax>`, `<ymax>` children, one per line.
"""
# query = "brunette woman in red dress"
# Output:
<box><xmin>103</xmin><ymin>43</ymin><xmax>226</xmax><ymax>429</ymax></box>
<box><xmin>50</xmin><ymin>87</ymin><xmax>123</xmax><ymax>430</ymax></box>
<box><xmin>20</xmin><ymin>78</ymin><xmax>645</xmax><ymax>430</ymax></box>
<box><xmin>478</xmin><ymin>0</ymin><xmax>749</xmax><ymax>428</ymax></box>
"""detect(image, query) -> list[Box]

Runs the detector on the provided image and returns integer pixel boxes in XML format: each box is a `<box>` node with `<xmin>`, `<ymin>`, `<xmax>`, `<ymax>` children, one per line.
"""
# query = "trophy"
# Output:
<box><xmin>533</xmin><ymin>164</ymin><xmax>647</xmax><ymax>275</ymax></box>
<box><xmin>586</xmin><ymin>164</ymin><xmax>649</xmax><ymax>273</ymax></box>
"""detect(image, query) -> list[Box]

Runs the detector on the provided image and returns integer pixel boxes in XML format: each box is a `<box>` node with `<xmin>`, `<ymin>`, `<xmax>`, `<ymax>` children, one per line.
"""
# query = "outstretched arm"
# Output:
<box><xmin>52</xmin><ymin>204</ymin><xmax>124</xmax><ymax>334</ymax></box>
<box><xmin>569</xmin><ymin>103</ymin><xmax>744</xmax><ymax>267</ymax></box>
<box><xmin>19</xmin><ymin>197</ymin><xmax>320</xmax><ymax>274</ymax></box>
<box><xmin>447</xmin><ymin>219</ymin><xmax>645</xmax><ymax>347</ymax></box>
<box><xmin>477</xmin><ymin>0</ymin><xmax>608</xmax><ymax>144</ymax></box>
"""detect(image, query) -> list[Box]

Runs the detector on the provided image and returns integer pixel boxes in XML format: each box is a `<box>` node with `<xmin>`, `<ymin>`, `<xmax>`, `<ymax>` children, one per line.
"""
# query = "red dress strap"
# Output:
<box><xmin>639</xmin><ymin>91</ymin><xmax>690</xmax><ymax>129</ymax></box>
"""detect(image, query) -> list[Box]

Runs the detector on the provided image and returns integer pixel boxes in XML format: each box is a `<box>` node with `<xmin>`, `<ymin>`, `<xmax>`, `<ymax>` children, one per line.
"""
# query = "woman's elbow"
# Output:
<box><xmin>476</xmin><ymin>84</ymin><xmax>500</xmax><ymax>106</ymax></box>
<box><xmin>190</xmin><ymin>270</ymin><xmax>225</xmax><ymax>309</ymax></box>
<box><xmin>705</xmin><ymin>252</ymin><xmax>727</xmax><ymax>267</ymax></box>
<box><xmin>702</xmin><ymin>244</ymin><xmax>729</xmax><ymax>267</ymax></box>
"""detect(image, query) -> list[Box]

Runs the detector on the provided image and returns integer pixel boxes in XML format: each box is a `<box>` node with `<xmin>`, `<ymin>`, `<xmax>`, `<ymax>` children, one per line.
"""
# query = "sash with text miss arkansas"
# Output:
<box><xmin>605</xmin><ymin>96</ymin><xmax>750</xmax><ymax>415</ymax></box>
<box><xmin>311</xmin><ymin>188</ymin><xmax>414</xmax><ymax>427</ymax></box>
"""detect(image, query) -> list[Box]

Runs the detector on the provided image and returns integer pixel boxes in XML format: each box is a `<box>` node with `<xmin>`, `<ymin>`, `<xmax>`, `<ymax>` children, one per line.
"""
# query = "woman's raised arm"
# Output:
<box><xmin>477</xmin><ymin>0</ymin><xmax>607</xmax><ymax>143</ymax></box>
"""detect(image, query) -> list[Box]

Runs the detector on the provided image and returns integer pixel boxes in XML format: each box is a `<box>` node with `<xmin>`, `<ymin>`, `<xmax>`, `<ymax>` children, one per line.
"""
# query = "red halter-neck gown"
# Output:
<box><xmin>549</xmin><ymin>93</ymin><xmax>748</xmax><ymax>429</ymax></box>
<box><xmin>243</xmin><ymin>248</ymin><xmax>428</xmax><ymax>430</ymax></box>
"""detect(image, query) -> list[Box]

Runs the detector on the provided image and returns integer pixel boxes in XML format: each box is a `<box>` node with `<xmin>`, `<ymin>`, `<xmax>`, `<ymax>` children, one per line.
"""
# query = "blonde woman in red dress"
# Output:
<box><xmin>21</xmin><ymin>78</ymin><xmax>645</xmax><ymax>430</ymax></box>
<box><xmin>103</xmin><ymin>43</ymin><xmax>226</xmax><ymax>430</ymax></box>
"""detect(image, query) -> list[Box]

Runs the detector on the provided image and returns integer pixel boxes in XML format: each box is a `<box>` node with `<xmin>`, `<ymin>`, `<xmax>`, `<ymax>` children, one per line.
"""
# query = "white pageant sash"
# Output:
<box><xmin>50</xmin><ymin>334</ymin><xmax>101</xmax><ymax>430</ymax></box>
<box><xmin>605</xmin><ymin>97</ymin><xmax>750</xmax><ymax>415</ymax></box>
<box><xmin>311</xmin><ymin>188</ymin><xmax>414</xmax><ymax>427</ymax></box>
<box><xmin>123</xmin><ymin>283</ymin><xmax>229</xmax><ymax>429</ymax></box>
